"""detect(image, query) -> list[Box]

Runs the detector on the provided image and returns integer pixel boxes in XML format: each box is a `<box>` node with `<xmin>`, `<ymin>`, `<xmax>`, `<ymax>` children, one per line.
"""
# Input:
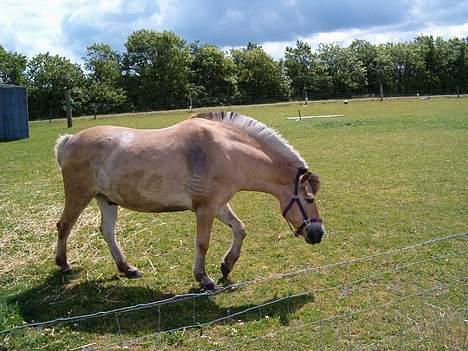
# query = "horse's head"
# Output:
<box><xmin>281</xmin><ymin>168</ymin><xmax>325</xmax><ymax>244</ymax></box>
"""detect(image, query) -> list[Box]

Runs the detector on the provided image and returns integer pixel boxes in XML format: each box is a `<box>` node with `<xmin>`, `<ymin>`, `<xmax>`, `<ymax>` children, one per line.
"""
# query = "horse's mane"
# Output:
<box><xmin>191</xmin><ymin>111</ymin><xmax>308</xmax><ymax>169</ymax></box>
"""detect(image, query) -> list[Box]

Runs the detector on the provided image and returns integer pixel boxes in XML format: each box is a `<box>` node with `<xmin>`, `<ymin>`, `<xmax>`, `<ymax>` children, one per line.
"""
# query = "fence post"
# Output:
<box><xmin>65</xmin><ymin>89</ymin><xmax>73</xmax><ymax>128</ymax></box>
<box><xmin>380</xmin><ymin>83</ymin><xmax>384</xmax><ymax>101</ymax></box>
<box><xmin>304</xmin><ymin>90</ymin><xmax>308</xmax><ymax>105</ymax></box>
<box><xmin>456</xmin><ymin>85</ymin><xmax>460</xmax><ymax>98</ymax></box>
<box><xmin>189</xmin><ymin>91</ymin><xmax>193</xmax><ymax>113</ymax></box>
<box><xmin>93</xmin><ymin>103</ymin><xmax>98</xmax><ymax>120</ymax></box>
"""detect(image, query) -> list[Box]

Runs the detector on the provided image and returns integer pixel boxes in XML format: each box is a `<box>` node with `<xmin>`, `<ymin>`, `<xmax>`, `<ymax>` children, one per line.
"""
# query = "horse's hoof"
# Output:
<box><xmin>125</xmin><ymin>268</ymin><xmax>142</xmax><ymax>279</ymax></box>
<box><xmin>60</xmin><ymin>265</ymin><xmax>72</xmax><ymax>274</ymax></box>
<box><xmin>220</xmin><ymin>262</ymin><xmax>231</xmax><ymax>278</ymax></box>
<box><xmin>203</xmin><ymin>281</ymin><xmax>218</xmax><ymax>291</ymax></box>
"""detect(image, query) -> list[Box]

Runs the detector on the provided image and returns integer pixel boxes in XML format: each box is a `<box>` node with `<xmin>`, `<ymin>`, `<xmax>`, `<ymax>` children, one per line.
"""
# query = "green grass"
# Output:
<box><xmin>0</xmin><ymin>97</ymin><xmax>467</xmax><ymax>350</ymax></box>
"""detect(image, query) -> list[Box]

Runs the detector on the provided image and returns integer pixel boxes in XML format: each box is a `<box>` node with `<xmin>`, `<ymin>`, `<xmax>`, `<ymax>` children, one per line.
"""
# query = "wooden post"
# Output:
<box><xmin>456</xmin><ymin>85</ymin><xmax>460</xmax><ymax>98</ymax></box>
<box><xmin>65</xmin><ymin>89</ymin><xmax>73</xmax><ymax>128</ymax></box>
<box><xmin>93</xmin><ymin>103</ymin><xmax>97</xmax><ymax>120</ymax></box>
<box><xmin>379</xmin><ymin>82</ymin><xmax>384</xmax><ymax>101</ymax></box>
<box><xmin>189</xmin><ymin>91</ymin><xmax>193</xmax><ymax>112</ymax></box>
<box><xmin>304</xmin><ymin>90</ymin><xmax>308</xmax><ymax>105</ymax></box>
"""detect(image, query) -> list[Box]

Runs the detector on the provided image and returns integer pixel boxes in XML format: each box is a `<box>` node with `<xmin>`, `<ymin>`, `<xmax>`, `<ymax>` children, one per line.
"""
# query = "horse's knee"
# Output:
<box><xmin>236</xmin><ymin>224</ymin><xmax>246</xmax><ymax>239</ymax></box>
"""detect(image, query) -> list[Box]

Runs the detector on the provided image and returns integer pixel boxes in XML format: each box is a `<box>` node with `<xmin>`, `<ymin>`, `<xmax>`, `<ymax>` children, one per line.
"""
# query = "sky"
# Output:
<box><xmin>1</xmin><ymin>0</ymin><xmax>467</xmax><ymax>62</ymax></box>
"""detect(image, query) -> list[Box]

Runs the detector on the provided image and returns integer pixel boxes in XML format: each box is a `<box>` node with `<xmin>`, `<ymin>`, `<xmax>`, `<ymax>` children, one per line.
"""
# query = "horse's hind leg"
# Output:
<box><xmin>96</xmin><ymin>195</ymin><xmax>141</xmax><ymax>278</ymax></box>
<box><xmin>216</xmin><ymin>203</ymin><xmax>246</xmax><ymax>279</ymax></box>
<box><xmin>55</xmin><ymin>185</ymin><xmax>94</xmax><ymax>273</ymax></box>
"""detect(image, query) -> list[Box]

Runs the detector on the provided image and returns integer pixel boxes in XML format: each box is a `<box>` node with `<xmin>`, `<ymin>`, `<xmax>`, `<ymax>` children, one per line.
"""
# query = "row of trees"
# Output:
<box><xmin>0</xmin><ymin>31</ymin><xmax>466</xmax><ymax>120</ymax></box>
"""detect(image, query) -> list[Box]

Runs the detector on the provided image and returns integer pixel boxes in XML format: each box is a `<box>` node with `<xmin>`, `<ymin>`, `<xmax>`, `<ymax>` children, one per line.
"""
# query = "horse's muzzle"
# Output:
<box><xmin>304</xmin><ymin>222</ymin><xmax>325</xmax><ymax>244</ymax></box>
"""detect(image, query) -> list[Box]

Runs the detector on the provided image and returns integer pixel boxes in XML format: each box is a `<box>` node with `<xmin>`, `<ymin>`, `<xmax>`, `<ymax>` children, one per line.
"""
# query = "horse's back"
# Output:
<box><xmin>60</xmin><ymin>124</ymin><xmax>178</xmax><ymax>167</ymax></box>
<box><xmin>61</xmin><ymin>119</ymin><xmax>250</xmax><ymax>165</ymax></box>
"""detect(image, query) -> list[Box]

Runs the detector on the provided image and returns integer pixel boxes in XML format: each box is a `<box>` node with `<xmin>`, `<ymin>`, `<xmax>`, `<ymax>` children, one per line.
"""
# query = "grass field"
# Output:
<box><xmin>0</xmin><ymin>97</ymin><xmax>467</xmax><ymax>350</ymax></box>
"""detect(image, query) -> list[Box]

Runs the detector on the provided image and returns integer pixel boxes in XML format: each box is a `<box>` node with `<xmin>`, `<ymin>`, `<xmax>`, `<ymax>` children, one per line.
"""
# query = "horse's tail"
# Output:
<box><xmin>54</xmin><ymin>134</ymin><xmax>73</xmax><ymax>168</ymax></box>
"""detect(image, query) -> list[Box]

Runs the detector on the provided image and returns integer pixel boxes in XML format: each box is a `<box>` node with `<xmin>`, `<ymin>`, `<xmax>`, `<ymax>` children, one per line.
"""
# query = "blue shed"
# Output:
<box><xmin>0</xmin><ymin>84</ymin><xmax>29</xmax><ymax>141</ymax></box>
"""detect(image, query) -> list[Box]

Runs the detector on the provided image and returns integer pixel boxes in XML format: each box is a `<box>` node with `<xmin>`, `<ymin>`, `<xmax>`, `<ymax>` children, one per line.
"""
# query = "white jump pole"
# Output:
<box><xmin>287</xmin><ymin>114</ymin><xmax>345</xmax><ymax>120</ymax></box>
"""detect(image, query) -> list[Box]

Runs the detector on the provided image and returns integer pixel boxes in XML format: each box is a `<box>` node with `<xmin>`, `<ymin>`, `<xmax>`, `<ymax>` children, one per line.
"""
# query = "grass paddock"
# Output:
<box><xmin>0</xmin><ymin>97</ymin><xmax>467</xmax><ymax>350</ymax></box>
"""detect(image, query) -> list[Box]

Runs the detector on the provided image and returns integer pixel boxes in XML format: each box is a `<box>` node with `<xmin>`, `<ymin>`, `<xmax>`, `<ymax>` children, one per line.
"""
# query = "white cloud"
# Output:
<box><xmin>0</xmin><ymin>0</ymin><xmax>76</xmax><ymax>58</ymax></box>
<box><xmin>0</xmin><ymin>0</ymin><xmax>466</xmax><ymax>63</ymax></box>
<box><xmin>259</xmin><ymin>22</ymin><xmax>468</xmax><ymax>59</ymax></box>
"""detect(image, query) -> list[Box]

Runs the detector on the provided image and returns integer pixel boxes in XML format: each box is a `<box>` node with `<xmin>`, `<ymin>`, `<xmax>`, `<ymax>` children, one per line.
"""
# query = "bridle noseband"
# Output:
<box><xmin>282</xmin><ymin>168</ymin><xmax>322</xmax><ymax>236</ymax></box>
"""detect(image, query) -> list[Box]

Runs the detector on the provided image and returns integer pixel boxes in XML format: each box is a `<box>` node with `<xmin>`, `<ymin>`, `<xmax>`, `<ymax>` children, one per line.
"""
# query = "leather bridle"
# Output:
<box><xmin>282</xmin><ymin>168</ymin><xmax>322</xmax><ymax>236</ymax></box>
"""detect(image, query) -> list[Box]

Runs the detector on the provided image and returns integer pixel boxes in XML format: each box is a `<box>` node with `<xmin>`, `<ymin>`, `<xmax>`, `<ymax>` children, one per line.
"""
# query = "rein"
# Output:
<box><xmin>282</xmin><ymin>168</ymin><xmax>322</xmax><ymax>236</ymax></box>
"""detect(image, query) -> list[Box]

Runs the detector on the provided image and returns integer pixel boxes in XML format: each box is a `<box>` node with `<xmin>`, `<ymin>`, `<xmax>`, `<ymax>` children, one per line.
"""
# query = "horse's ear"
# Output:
<box><xmin>301</xmin><ymin>171</ymin><xmax>318</xmax><ymax>183</ymax></box>
<box><xmin>307</xmin><ymin>172</ymin><xmax>321</xmax><ymax>194</ymax></box>
<box><xmin>300</xmin><ymin>171</ymin><xmax>313</xmax><ymax>183</ymax></box>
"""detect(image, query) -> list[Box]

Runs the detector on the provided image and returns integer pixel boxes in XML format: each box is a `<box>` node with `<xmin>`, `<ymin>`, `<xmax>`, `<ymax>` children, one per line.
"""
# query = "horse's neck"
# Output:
<box><xmin>238</xmin><ymin>152</ymin><xmax>295</xmax><ymax>202</ymax></box>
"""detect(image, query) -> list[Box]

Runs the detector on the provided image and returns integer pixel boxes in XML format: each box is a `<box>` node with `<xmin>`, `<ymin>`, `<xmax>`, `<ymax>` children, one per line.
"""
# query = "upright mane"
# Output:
<box><xmin>191</xmin><ymin>111</ymin><xmax>308</xmax><ymax>169</ymax></box>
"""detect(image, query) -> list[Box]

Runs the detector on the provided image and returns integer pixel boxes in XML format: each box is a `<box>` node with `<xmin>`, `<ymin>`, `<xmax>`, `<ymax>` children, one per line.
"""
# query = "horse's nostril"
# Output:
<box><xmin>305</xmin><ymin>224</ymin><xmax>324</xmax><ymax>244</ymax></box>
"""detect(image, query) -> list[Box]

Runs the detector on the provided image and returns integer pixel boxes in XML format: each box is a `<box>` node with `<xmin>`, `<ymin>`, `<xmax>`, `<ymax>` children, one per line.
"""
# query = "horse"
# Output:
<box><xmin>54</xmin><ymin>111</ymin><xmax>325</xmax><ymax>290</ymax></box>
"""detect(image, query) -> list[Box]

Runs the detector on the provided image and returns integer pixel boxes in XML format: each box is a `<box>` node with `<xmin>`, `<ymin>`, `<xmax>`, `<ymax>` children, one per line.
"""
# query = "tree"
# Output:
<box><xmin>231</xmin><ymin>44</ymin><xmax>290</xmax><ymax>102</ymax></box>
<box><xmin>446</xmin><ymin>38</ymin><xmax>467</xmax><ymax>93</ymax></box>
<box><xmin>284</xmin><ymin>40</ymin><xmax>314</xmax><ymax>97</ymax></box>
<box><xmin>0</xmin><ymin>45</ymin><xmax>27</xmax><ymax>85</ymax></box>
<box><xmin>122</xmin><ymin>30</ymin><xmax>191</xmax><ymax>110</ymax></box>
<box><xmin>2</xmin><ymin>33</ymin><xmax>466</xmax><ymax>119</ymax></box>
<box><xmin>413</xmin><ymin>36</ymin><xmax>440</xmax><ymax>92</ymax></box>
<box><xmin>318</xmin><ymin>43</ymin><xmax>367</xmax><ymax>96</ymax></box>
<box><xmin>386</xmin><ymin>42</ymin><xmax>421</xmax><ymax>94</ymax></box>
<box><xmin>189</xmin><ymin>43</ymin><xmax>238</xmax><ymax>106</ymax></box>
<box><xmin>83</xmin><ymin>43</ymin><xmax>126</xmax><ymax>116</ymax></box>
<box><xmin>349</xmin><ymin>40</ymin><xmax>395</xmax><ymax>96</ymax></box>
<box><xmin>26</xmin><ymin>53</ymin><xmax>85</xmax><ymax>119</ymax></box>
<box><xmin>413</xmin><ymin>36</ymin><xmax>467</xmax><ymax>94</ymax></box>
<box><xmin>350</xmin><ymin>40</ymin><xmax>378</xmax><ymax>94</ymax></box>
<box><xmin>284</xmin><ymin>40</ymin><xmax>332</xmax><ymax>98</ymax></box>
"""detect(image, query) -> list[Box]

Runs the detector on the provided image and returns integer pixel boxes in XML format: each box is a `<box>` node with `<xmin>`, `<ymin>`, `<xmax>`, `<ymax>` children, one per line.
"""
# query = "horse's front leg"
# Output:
<box><xmin>216</xmin><ymin>203</ymin><xmax>246</xmax><ymax>279</ymax></box>
<box><xmin>194</xmin><ymin>207</ymin><xmax>217</xmax><ymax>290</ymax></box>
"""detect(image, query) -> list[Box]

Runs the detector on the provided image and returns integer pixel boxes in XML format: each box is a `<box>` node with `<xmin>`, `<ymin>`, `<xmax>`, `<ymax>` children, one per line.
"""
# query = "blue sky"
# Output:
<box><xmin>1</xmin><ymin>0</ymin><xmax>467</xmax><ymax>62</ymax></box>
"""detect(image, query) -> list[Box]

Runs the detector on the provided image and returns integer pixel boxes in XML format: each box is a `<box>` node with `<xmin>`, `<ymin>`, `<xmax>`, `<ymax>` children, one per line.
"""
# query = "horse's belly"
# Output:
<box><xmin>117</xmin><ymin>197</ymin><xmax>192</xmax><ymax>213</ymax></box>
<box><xmin>114</xmin><ymin>190</ymin><xmax>192</xmax><ymax>213</ymax></box>
<box><xmin>97</xmin><ymin>168</ymin><xmax>193</xmax><ymax>212</ymax></box>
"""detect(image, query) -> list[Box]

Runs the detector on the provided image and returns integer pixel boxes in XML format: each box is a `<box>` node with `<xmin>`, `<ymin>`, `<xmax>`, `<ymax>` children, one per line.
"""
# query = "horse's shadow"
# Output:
<box><xmin>8</xmin><ymin>270</ymin><xmax>313</xmax><ymax>335</ymax></box>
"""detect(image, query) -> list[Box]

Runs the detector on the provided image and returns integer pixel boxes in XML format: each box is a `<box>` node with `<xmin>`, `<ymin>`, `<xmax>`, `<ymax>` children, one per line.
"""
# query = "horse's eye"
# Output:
<box><xmin>305</xmin><ymin>198</ymin><xmax>314</xmax><ymax>203</ymax></box>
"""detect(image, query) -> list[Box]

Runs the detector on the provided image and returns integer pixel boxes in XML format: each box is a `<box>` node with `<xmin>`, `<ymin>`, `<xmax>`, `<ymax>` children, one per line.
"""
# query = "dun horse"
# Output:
<box><xmin>54</xmin><ymin>112</ymin><xmax>325</xmax><ymax>290</ymax></box>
